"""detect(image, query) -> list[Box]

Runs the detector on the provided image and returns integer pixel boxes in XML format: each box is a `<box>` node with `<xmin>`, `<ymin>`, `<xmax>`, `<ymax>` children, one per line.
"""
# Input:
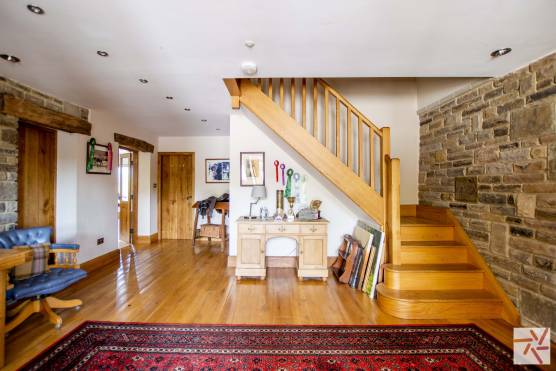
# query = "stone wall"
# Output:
<box><xmin>0</xmin><ymin>76</ymin><xmax>89</xmax><ymax>231</ymax></box>
<box><xmin>418</xmin><ymin>53</ymin><xmax>556</xmax><ymax>331</ymax></box>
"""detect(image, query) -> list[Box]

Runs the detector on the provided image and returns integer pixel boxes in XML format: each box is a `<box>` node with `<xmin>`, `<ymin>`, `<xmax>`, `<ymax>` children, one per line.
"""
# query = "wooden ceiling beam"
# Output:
<box><xmin>0</xmin><ymin>94</ymin><xmax>91</xmax><ymax>135</ymax></box>
<box><xmin>114</xmin><ymin>132</ymin><xmax>154</xmax><ymax>153</ymax></box>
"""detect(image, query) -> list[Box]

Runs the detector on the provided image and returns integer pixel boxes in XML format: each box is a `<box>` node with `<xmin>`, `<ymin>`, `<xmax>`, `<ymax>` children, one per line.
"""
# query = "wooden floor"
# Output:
<box><xmin>5</xmin><ymin>240</ymin><xmax>519</xmax><ymax>370</ymax></box>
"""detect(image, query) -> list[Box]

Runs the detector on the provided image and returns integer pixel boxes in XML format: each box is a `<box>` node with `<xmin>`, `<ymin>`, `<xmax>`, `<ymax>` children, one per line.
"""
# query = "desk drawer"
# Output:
<box><xmin>266</xmin><ymin>224</ymin><xmax>300</xmax><ymax>234</ymax></box>
<box><xmin>238</xmin><ymin>224</ymin><xmax>265</xmax><ymax>234</ymax></box>
<box><xmin>300</xmin><ymin>224</ymin><xmax>327</xmax><ymax>234</ymax></box>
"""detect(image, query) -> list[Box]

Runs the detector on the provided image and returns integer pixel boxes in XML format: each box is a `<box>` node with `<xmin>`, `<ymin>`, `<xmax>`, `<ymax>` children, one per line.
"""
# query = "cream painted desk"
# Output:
<box><xmin>235</xmin><ymin>218</ymin><xmax>329</xmax><ymax>280</ymax></box>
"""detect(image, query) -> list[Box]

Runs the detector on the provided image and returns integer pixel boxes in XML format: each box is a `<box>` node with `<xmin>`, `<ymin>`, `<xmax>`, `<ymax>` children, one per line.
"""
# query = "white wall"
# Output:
<box><xmin>158</xmin><ymin>136</ymin><xmax>230</xmax><ymax>224</ymax></box>
<box><xmin>56</xmin><ymin>109</ymin><xmax>158</xmax><ymax>263</ymax></box>
<box><xmin>327</xmin><ymin>78</ymin><xmax>419</xmax><ymax>204</ymax></box>
<box><xmin>416</xmin><ymin>77</ymin><xmax>487</xmax><ymax>110</ymax></box>
<box><xmin>229</xmin><ymin>109</ymin><xmax>376</xmax><ymax>257</ymax></box>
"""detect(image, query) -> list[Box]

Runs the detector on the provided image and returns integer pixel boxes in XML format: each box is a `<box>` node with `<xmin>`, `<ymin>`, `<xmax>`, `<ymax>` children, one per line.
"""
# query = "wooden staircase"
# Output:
<box><xmin>224</xmin><ymin>78</ymin><xmax>519</xmax><ymax>325</ymax></box>
<box><xmin>377</xmin><ymin>205</ymin><xmax>520</xmax><ymax>324</ymax></box>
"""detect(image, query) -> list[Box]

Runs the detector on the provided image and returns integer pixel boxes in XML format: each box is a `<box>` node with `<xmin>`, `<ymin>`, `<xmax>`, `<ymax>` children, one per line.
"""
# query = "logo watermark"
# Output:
<box><xmin>513</xmin><ymin>327</ymin><xmax>550</xmax><ymax>365</ymax></box>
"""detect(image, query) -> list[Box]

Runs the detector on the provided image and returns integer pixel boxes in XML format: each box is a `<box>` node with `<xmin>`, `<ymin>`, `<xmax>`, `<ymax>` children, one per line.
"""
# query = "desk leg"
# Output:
<box><xmin>192</xmin><ymin>209</ymin><xmax>199</xmax><ymax>247</ymax></box>
<box><xmin>207</xmin><ymin>213</ymin><xmax>212</xmax><ymax>244</ymax></box>
<box><xmin>0</xmin><ymin>270</ymin><xmax>7</xmax><ymax>367</ymax></box>
<box><xmin>220</xmin><ymin>211</ymin><xmax>226</xmax><ymax>251</ymax></box>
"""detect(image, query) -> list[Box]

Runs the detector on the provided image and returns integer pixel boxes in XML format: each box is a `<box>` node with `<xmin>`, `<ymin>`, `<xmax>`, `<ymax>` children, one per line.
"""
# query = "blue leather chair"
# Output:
<box><xmin>0</xmin><ymin>227</ymin><xmax>86</xmax><ymax>331</ymax></box>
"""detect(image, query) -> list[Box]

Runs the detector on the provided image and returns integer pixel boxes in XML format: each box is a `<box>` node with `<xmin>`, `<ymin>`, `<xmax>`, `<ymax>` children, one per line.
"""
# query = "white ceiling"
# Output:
<box><xmin>1</xmin><ymin>1</ymin><xmax>555</xmax><ymax>136</ymax></box>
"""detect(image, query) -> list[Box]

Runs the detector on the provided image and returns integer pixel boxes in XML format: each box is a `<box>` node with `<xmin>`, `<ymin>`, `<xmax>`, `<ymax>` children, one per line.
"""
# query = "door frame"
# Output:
<box><xmin>118</xmin><ymin>146</ymin><xmax>139</xmax><ymax>244</ymax></box>
<box><xmin>157</xmin><ymin>152</ymin><xmax>195</xmax><ymax>241</ymax></box>
<box><xmin>17</xmin><ymin>121</ymin><xmax>57</xmax><ymax>240</ymax></box>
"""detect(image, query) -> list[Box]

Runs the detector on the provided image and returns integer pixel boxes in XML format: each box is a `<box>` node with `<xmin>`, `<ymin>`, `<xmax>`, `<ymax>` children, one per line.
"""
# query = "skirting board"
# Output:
<box><xmin>135</xmin><ymin>233</ymin><xmax>159</xmax><ymax>244</ymax></box>
<box><xmin>227</xmin><ymin>256</ymin><xmax>336</xmax><ymax>268</ymax></box>
<box><xmin>81</xmin><ymin>245</ymin><xmax>130</xmax><ymax>273</ymax></box>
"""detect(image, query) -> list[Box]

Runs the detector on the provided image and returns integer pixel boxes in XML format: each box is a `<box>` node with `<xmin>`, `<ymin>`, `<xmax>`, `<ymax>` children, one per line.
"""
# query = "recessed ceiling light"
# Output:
<box><xmin>490</xmin><ymin>48</ymin><xmax>512</xmax><ymax>58</ymax></box>
<box><xmin>244</xmin><ymin>40</ymin><xmax>255</xmax><ymax>48</ymax></box>
<box><xmin>201</xmin><ymin>119</ymin><xmax>207</xmax><ymax>122</ymax></box>
<box><xmin>27</xmin><ymin>4</ymin><xmax>44</xmax><ymax>14</ymax></box>
<box><xmin>139</xmin><ymin>78</ymin><xmax>148</xmax><ymax>84</ymax></box>
<box><xmin>216</xmin><ymin>128</ymin><xmax>221</xmax><ymax>131</ymax></box>
<box><xmin>184</xmin><ymin>108</ymin><xmax>191</xmax><ymax>111</ymax></box>
<box><xmin>97</xmin><ymin>50</ymin><xmax>109</xmax><ymax>57</ymax></box>
<box><xmin>0</xmin><ymin>54</ymin><xmax>21</xmax><ymax>63</ymax></box>
<box><xmin>166</xmin><ymin>96</ymin><xmax>173</xmax><ymax>100</ymax></box>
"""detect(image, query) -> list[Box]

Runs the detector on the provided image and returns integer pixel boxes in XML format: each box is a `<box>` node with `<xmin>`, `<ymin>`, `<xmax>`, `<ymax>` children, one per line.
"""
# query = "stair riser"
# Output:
<box><xmin>384</xmin><ymin>270</ymin><xmax>484</xmax><ymax>290</ymax></box>
<box><xmin>377</xmin><ymin>294</ymin><xmax>502</xmax><ymax>320</ymax></box>
<box><xmin>401</xmin><ymin>226</ymin><xmax>454</xmax><ymax>241</ymax></box>
<box><xmin>400</xmin><ymin>247</ymin><xmax>468</xmax><ymax>264</ymax></box>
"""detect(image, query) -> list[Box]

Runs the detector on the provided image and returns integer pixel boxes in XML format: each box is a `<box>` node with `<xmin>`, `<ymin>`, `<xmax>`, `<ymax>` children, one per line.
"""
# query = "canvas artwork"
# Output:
<box><xmin>86</xmin><ymin>142</ymin><xmax>112</xmax><ymax>174</ymax></box>
<box><xmin>206</xmin><ymin>159</ymin><xmax>230</xmax><ymax>183</ymax></box>
<box><xmin>240</xmin><ymin>152</ymin><xmax>265</xmax><ymax>186</ymax></box>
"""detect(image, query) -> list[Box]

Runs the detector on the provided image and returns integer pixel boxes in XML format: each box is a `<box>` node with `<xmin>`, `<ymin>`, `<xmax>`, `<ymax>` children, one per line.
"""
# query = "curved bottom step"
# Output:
<box><xmin>376</xmin><ymin>284</ymin><xmax>503</xmax><ymax>320</ymax></box>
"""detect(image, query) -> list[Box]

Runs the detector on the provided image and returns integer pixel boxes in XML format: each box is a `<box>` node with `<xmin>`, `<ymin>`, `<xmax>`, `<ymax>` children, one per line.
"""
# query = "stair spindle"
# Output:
<box><xmin>290</xmin><ymin>78</ymin><xmax>296</xmax><ymax>119</ymax></box>
<box><xmin>370</xmin><ymin>129</ymin><xmax>375</xmax><ymax>189</ymax></box>
<box><xmin>324</xmin><ymin>87</ymin><xmax>329</xmax><ymax>148</ymax></box>
<box><xmin>302</xmin><ymin>78</ymin><xmax>307</xmax><ymax>129</ymax></box>
<box><xmin>347</xmin><ymin>109</ymin><xmax>352</xmax><ymax>169</ymax></box>
<box><xmin>336</xmin><ymin>98</ymin><xmax>340</xmax><ymax>158</ymax></box>
<box><xmin>268</xmin><ymin>79</ymin><xmax>273</xmax><ymax>101</ymax></box>
<box><xmin>358</xmin><ymin>116</ymin><xmax>363</xmax><ymax>178</ymax></box>
<box><xmin>279</xmin><ymin>78</ymin><xmax>285</xmax><ymax>109</ymax></box>
<box><xmin>313</xmin><ymin>80</ymin><xmax>318</xmax><ymax>138</ymax></box>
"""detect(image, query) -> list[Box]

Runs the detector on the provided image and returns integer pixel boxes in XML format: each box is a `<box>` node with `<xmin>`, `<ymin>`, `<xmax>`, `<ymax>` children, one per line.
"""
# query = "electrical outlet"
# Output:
<box><xmin>97</xmin><ymin>237</ymin><xmax>104</xmax><ymax>245</ymax></box>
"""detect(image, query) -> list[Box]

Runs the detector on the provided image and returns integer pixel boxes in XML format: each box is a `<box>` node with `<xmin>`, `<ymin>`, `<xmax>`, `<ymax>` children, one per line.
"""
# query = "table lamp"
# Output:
<box><xmin>248</xmin><ymin>185</ymin><xmax>267</xmax><ymax>219</ymax></box>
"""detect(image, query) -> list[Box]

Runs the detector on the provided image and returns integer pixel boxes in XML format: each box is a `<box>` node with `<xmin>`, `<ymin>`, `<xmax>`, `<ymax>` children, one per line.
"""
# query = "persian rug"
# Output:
<box><xmin>21</xmin><ymin>321</ymin><xmax>532</xmax><ymax>370</ymax></box>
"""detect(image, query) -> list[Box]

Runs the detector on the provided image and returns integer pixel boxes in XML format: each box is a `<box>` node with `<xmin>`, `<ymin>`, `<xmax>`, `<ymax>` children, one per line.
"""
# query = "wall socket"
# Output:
<box><xmin>97</xmin><ymin>237</ymin><xmax>104</xmax><ymax>245</ymax></box>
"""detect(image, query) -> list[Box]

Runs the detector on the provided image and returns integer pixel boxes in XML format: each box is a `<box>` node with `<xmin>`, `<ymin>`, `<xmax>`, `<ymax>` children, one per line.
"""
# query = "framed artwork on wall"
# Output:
<box><xmin>240</xmin><ymin>152</ymin><xmax>265</xmax><ymax>186</ymax></box>
<box><xmin>205</xmin><ymin>158</ymin><xmax>230</xmax><ymax>183</ymax></box>
<box><xmin>86</xmin><ymin>139</ymin><xmax>113</xmax><ymax>175</ymax></box>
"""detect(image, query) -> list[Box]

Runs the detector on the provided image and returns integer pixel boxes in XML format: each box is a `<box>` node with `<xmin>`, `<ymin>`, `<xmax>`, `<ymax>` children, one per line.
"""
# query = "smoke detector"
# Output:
<box><xmin>241</xmin><ymin>61</ymin><xmax>257</xmax><ymax>76</ymax></box>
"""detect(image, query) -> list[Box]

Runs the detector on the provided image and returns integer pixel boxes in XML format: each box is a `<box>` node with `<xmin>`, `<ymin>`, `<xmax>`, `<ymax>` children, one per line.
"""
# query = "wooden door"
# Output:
<box><xmin>299</xmin><ymin>236</ymin><xmax>327</xmax><ymax>269</ymax></box>
<box><xmin>18</xmin><ymin>123</ymin><xmax>57</xmax><ymax>232</ymax></box>
<box><xmin>237</xmin><ymin>235</ymin><xmax>265</xmax><ymax>268</ymax></box>
<box><xmin>160</xmin><ymin>153</ymin><xmax>194</xmax><ymax>239</ymax></box>
<box><xmin>119</xmin><ymin>152</ymin><xmax>131</xmax><ymax>242</ymax></box>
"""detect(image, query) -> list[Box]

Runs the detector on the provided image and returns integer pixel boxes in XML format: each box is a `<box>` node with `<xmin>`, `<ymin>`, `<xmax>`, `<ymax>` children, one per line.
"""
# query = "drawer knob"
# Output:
<box><xmin>310</xmin><ymin>227</ymin><xmax>317</xmax><ymax>232</ymax></box>
<box><xmin>279</xmin><ymin>226</ymin><xmax>285</xmax><ymax>232</ymax></box>
<box><xmin>248</xmin><ymin>227</ymin><xmax>255</xmax><ymax>231</ymax></box>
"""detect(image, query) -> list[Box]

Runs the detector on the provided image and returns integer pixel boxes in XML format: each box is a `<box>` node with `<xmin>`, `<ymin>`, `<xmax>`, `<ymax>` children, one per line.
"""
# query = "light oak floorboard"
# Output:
<box><xmin>4</xmin><ymin>240</ymin><xmax>529</xmax><ymax>370</ymax></box>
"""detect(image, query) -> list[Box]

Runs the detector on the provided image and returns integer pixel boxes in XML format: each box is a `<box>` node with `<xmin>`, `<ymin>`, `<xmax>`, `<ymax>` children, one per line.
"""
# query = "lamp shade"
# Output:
<box><xmin>251</xmin><ymin>185</ymin><xmax>267</xmax><ymax>199</ymax></box>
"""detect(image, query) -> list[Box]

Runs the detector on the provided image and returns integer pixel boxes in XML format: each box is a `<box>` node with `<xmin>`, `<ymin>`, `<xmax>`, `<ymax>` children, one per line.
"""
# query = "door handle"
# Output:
<box><xmin>186</xmin><ymin>196</ymin><xmax>192</xmax><ymax>200</ymax></box>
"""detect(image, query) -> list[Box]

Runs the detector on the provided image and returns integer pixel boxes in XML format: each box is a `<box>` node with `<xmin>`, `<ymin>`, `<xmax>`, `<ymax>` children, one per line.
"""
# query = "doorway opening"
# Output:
<box><xmin>118</xmin><ymin>147</ymin><xmax>138</xmax><ymax>247</ymax></box>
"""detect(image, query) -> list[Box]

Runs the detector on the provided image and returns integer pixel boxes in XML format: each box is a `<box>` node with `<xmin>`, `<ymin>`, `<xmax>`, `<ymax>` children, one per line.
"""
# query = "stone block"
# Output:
<box><xmin>536</xmin><ymin>194</ymin><xmax>556</xmax><ymax>209</ymax></box>
<box><xmin>510</xmin><ymin>103</ymin><xmax>555</xmax><ymax>140</ymax></box>
<box><xmin>497</xmin><ymin>98</ymin><xmax>524</xmax><ymax>115</ymax></box>
<box><xmin>510</xmin><ymin>226</ymin><xmax>534</xmax><ymax>238</ymax></box>
<box><xmin>526</xmin><ymin>85</ymin><xmax>556</xmax><ymax>103</ymax></box>
<box><xmin>509</xmin><ymin>236</ymin><xmax>556</xmax><ymax>257</ymax></box>
<box><xmin>474</xmin><ymin>147</ymin><xmax>499</xmax><ymax>163</ymax></box>
<box><xmin>530</xmin><ymin>146</ymin><xmax>547</xmax><ymax>159</ymax></box>
<box><xmin>485</xmin><ymin>162</ymin><xmax>513</xmax><ymax>175</ymax></box>
<box><xmin>533</xmin><ymin>256</ymin><xmax>553</xmax><ymax>271</ymax></box>
<box><xmin>523</xmin><ymin>183</ymin><xmax>556</xmax><ymax>193</ymax></box>
<box><xmin>503</xmin><ymin>173</ymin><xmax>545</xmax><ymax>184</ymax></box>
<box><xmin>454</xmin><ymin>176</ymin><xmax>477</xmax><ymax>203</ymax></box>
<box><xmin>536</xmin><ymin>208</ymin><xmax>556</xmax><ymax>221</ymax></box>
<box><xmin>490</xmin><ymin>223</ymin><xmax>508</xmax><ymax>255</ymax></box>
<box><xmin>499</xmin><ymin>148</ymin><xmax>530</xmax><ymax>161</ymax></box>
<box><xmin>0</xmin><ymin>182</ymin><xmax>17</xmax><ymax>201</ymax></box>
<box><xmin>516</xmin><ymin>194</ymin><xmax>536</xmax><ymax>218</ymax></box>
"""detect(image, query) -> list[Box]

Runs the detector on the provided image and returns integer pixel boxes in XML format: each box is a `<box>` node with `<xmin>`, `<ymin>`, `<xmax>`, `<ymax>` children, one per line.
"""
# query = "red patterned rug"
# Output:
<box><xmin>21</xmin><ymin>321</ymin><xmax>533</xmax><ymax>370</ymax></box>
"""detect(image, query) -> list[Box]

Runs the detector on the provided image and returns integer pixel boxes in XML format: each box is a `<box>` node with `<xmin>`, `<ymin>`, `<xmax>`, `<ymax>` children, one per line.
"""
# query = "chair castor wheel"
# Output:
<box><xmin>55</xmin><ymin>322</ymin><xmax>62</xmax><ymax>329</ymax></box>
<box><xmin>75</xmin><ymin>305</ymin><xmax>81</xmax><ymax>311</ymax></box>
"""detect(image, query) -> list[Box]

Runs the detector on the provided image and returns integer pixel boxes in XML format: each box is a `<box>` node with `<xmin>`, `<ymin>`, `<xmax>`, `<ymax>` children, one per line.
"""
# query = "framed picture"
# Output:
<box><xmin>240</xmin><ymin>152</ymin><xmax>265</xmax><ymax>186</ymax></box>
<box><xmin>86</xmin><ymin>142</ymin><xmax>112</xmax><ymax>175</ymax></box>
<box><xmin>205</xmin><ymin>158</ymin><xmax>230</xmax><ymax>183</ymax></box>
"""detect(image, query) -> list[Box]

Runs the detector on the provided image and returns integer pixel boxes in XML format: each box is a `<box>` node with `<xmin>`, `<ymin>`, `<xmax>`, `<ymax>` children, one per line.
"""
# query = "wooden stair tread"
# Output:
<box><xmin>402</xmin><ymin>240</ymin><xmax>465</xmax><ymax>247</ymax></box>
<box><xmin>376</xmin><ymin>284</ymin><xmax>501</xmax><ymax>303</ymax></box>
<box><xmin>384</xmin><ymin>263</ymin><xmax>481</xmax><ymax>272</ymax></box>
<box><xmin>400</xmin><ymin>216</ymin><xmax>452</xmax><ymax>227</ymax></box>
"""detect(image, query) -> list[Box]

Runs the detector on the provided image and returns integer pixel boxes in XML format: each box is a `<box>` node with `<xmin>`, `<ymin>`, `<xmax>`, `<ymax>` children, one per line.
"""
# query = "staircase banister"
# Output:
<box><xmin>317</xmin><ymin>79</ymin><xmax>382</xmax><ymax>133</ymax></box>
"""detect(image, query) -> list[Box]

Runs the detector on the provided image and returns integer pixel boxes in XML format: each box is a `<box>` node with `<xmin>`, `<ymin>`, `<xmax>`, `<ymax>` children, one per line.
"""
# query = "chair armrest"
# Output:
<box><xmin>51</xmin><ymin>243</ymin><xmax>80</xmax><ymax>250</ymax></box>
<box><xmin>49</xmin><ymin>248</ymin><xmax>79</xmax><ymax>269</ymax></box>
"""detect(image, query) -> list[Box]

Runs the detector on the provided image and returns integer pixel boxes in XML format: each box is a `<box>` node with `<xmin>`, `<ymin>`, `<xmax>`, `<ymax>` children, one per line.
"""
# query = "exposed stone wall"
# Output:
<box><xmin>0</xmin><ymin>76</ymin><xmax>89</xmax><ymax>231</ymax></box>
<box><xmin>418</xmin><ymin>53</ymin><xmax>556</xmax><ymax>331</ymax></box>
